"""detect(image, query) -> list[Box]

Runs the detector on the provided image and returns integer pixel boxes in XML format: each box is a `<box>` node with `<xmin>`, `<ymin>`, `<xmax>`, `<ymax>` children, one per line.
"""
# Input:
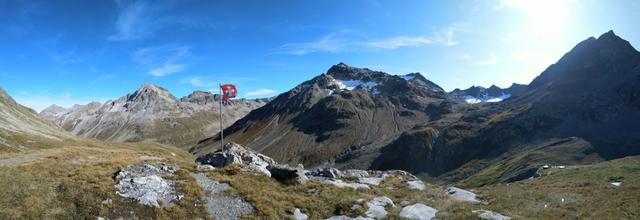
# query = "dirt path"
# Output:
<box><xmin>0</xmin><ymin>152</ymin><xmax>42</xmax><ymax>167</ymax></box>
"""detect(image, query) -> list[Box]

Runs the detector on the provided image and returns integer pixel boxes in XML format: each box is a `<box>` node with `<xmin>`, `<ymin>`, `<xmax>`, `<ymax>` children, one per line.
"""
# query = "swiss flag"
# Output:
<box><xmin>220</xmin><ymin>84</ymin><xmax>237</xmax><ymax>100</ymax></box>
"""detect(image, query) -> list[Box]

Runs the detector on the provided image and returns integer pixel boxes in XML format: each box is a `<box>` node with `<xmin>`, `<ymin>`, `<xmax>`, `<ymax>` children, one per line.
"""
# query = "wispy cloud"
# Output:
<box><xmin>275</xmin><ymin>32</ymin><xmax>350</xmax><ymax>55</ymax></box>
<box><xmin>131</xmin><ymin>45</ymin><xmax>191</xmax><ymax>77</ymax></box>
<box><xmin>108</xmin><ymin>0</ymin><xmax>153</xmax><ymax>41</ymax></box>
<box><xmin>181</xmin><ymin>76</ymin><xmax>216</xmax><ymax>87</ymax></box>
<box><xmin>245</xmin><ymin>89</ymin><xmax>277</xmax><ymax>97</ymax></box>
<box><xmin>367</xmin><ymin>36</ymin><xmax>432</xmax><ymax>49</ymax></box>
<box><xmin>275</xmin><ymin>24</ymin><xmax>464</xmax><ymax>55</ymax></box>
<box><xmin>475</xmin><ymin>57</ymin><xmax>499</xmax><ymax>65</ymax></box>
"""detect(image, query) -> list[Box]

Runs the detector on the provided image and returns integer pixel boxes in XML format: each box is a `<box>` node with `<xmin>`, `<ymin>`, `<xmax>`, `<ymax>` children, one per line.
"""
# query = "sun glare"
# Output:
<box><xmin>501</xmin><ymin>0</ymin><xmax>574</xmax><ymax>39</ymax></box>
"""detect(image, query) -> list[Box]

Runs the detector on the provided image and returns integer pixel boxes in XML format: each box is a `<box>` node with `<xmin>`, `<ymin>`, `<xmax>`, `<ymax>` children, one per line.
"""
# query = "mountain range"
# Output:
<box><xmin>448</xmin><ymin>83</ymin><xmax>527</xmax><ymax>103</ymax></box>
<box><xmin>190</xmin><ymin>30</ymin><xmax>640</xmax><ymax>186</ymax></box>
<box><xmin>39</xmin><ymin>84</ymin><xmax>269</xmax><ymax>148</ymax></box>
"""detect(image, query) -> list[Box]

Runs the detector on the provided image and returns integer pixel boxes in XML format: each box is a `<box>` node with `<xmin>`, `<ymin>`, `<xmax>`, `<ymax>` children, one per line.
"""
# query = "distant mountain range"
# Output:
<box><xmin>448</xmin><ymin>83</ymin><xmax>527</xmax><ymax>103</ymax></box>
<box><xmin>39</xmin><ymin>84</ymin><xmax>269</xmax><ymax>148</ymax></box>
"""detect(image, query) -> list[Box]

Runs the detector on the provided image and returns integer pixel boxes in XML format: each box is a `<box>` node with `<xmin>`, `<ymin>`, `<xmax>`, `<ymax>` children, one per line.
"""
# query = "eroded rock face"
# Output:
<box><xmin>114</xmin><ymin>164</ymin><xmax>181</xmax><ymax>207</ymax></box>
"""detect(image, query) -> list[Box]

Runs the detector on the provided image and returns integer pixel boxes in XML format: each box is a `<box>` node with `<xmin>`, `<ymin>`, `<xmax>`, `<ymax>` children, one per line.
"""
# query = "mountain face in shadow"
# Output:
<box><xmin>371</xmin><ymin>31</ymin><xmax>640</xmax><ymax>183</ymax></box>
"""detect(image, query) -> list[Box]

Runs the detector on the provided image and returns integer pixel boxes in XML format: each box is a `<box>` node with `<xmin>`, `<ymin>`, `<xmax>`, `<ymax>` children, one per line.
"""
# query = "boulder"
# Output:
<box><xmin>311</xmin><ymin>167</ymin><xmax>343</xmax><ymax>178</ymax></box>
<box><xmin>365</xmin><ymin>196</ymin><xmax>395</xmax><ymax>219</ymax></box>
<box><xmin>406</xmin><ymin>180</ymin><xmax>426</xmax><ymax>191</ymax></box>
<box><xmin>114</xmin><ymin>163</ymin><xmax>181</xmax><ymax>207</ymax></box>
<box><xmin>267</xmin><ymin>164</ymin><xmax>308</xmax><ymax>184</ymax></box>
<box><xmin>399</xmin><ymin>203</ymin><xmax>438</xmax><ymax>220</ymax></box>
<box><xmin>196</xmin><ymin>142</ymin><xmax>276</xmax><ymax>176</ymax></box>
<box><xmin>445</xmin><ymin>187</ymin><xmax>484</xmax><ymax>204</ymax></box>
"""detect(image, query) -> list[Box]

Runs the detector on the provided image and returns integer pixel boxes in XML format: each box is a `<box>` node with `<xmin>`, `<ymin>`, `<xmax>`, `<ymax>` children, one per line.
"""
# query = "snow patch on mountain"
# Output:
<box><xmin>463</xmin><ymin>93</ymin><xmax>511</xmax><ymax>104</ymax></box>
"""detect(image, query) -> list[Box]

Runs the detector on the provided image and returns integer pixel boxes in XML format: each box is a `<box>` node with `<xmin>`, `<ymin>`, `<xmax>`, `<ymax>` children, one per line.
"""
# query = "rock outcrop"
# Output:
<box><xmin>114</xmin><ymin>163</ymin><xmax>182</xmax><ymax>207</ymax></box>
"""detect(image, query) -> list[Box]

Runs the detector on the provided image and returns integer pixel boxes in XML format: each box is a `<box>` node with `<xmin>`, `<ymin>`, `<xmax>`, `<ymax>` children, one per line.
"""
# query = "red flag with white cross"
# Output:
<box><xmin>220</xmin><ymin>84</ymin><xmax>237</xmax><ymax>100</ymax></box>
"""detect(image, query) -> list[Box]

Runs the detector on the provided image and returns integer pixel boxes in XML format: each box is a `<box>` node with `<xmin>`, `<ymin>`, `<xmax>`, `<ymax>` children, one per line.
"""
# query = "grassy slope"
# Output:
<box><xmin>0</xmin><ymin>139</ymin><xmax>211</xmax><ymax>219</ymax></box>
<box><xmin>479</xmin><ymin>156</ymin><xmax>640</xmax><ymax>219</ymax></box>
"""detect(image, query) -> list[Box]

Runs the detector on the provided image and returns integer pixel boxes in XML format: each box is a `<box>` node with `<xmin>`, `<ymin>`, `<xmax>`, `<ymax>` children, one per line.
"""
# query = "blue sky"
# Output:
<box><xmin>1</xmin><ymin>0</ymin><xmax>639</xmax><ymax>111</ymax></box>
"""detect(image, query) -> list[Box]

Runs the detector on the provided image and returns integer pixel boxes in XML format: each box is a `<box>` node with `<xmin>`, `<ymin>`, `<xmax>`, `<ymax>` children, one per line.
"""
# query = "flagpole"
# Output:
<box><xmin>219</xmin><ymin>83</ymin><xmax>224</xmax><ymax>149</ymax></box>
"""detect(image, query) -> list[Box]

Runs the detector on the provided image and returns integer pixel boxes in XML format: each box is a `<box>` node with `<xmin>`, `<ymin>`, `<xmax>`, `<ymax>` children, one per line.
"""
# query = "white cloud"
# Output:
<box><xmin>275</xmin><ymin>32</ymin><xmax>350</xmax><ymax>55</ymax></box>
<box><xmin>131</xmin><ymin>45</ymin><xmax>191</xmax><ymax>77</ymax></box>
<box><xmin>367</xmin><ymin>36</ymin><xmax>432</xmax><ymax>49</ymax></box>
<box><xmin>475</xmin><ymin>57</ymin><xmax>499</xmax><ymax>65</ymax></box>
<box><xmin>108</xmin><ymin>0</ymin><xmax>153</xmax><ymax>41</ymax></box>
<box><xmin>12</xmin><ymin>91</ymin><xmax>111</xmax><ymax>112</ymax></box>
<box><xmin>274</xmin><ymin>24</ymin><xmax>464</xmax><ymax>55</ymax></box>
<box><xmin>461</xmin><ymin>54</ymin><xmax>472</xmax><ymax>60</ymax></box>
<box><xmin>245</xmin><ymin>89</ymin><xmax>277</xmax><ymax>97</ymax></box>
<box><xmin>181</xmin><ymin>76</ymin><xmax>216</xmax><ymax>87</ymax></box>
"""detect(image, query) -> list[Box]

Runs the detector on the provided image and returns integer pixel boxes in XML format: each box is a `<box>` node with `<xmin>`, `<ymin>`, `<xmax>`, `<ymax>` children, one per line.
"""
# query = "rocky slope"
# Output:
<box><xmin>371</xmin><ymin>30</ymin><xmax>640</xmax><ymax>184</ymax></box>
<box><xmin>39</xmin><ymin>84</ymin><xmax>269</xmax><ymax>148</ymax></box>
<box><xmin>191</xmin><ymin>63</ymin><xmax>462</xmax><ymax>168</ymax></box>
<box><xmin>0</xmin><ymin>87</ymin><xmax>70</xmax><ymax>152</ymax></box>
<box><xmin>448</xmin><ymin>83</ymin><xmax>527</xmax><ymax>103</ymax></box>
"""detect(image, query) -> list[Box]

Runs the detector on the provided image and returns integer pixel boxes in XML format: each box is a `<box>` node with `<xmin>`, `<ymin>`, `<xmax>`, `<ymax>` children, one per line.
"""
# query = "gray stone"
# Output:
<box><xmin>267</xmin><ymin>164</ymin><xmax>308</xmax><ymax>184</ymax></box>
<box><xmin>445</xmin><ymin>186</ymin><xmax>483</xmax><ymax>204</ymax></box>
<box><xmin>399</xmin><ymin>203</ymin><xmax>438</xmax><ymax>220</ymax></box>
<box><xmin>114</xmin><ymin>163</ymin><xmax>181</xmax><ymax>207</ymax></box>
<box><xmin>474</xmin><ymin>210</ymin><xmax>511</xmax><ymax>220</ymax></box>
<box><xmin>365</xmin><ymin>196</ymin><xmax>395</xmax><ymax>219</ymax></box>
<box><xmin>406</xmin><ymin>180</ymin><xmax>426</xmax><ymax>191</ymax></box>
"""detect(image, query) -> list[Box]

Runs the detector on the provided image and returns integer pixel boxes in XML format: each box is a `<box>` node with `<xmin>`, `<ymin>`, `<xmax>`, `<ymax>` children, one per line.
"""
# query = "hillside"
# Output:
<box><xmin>0</xmin><ymin>87</ymin><xmax>71</xmax><ymax>152</ymax></box>
<box><xmin>39</xmin><ymin>84</ymin><xmax>269</xmax><ymax>148</ymax></box>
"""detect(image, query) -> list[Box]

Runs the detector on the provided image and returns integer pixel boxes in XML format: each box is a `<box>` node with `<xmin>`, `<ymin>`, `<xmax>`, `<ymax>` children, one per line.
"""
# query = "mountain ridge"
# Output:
<box><xmin>39</xmin><ymin>83</ymin><xmax>270</xmax><ymax>148</ymax></box>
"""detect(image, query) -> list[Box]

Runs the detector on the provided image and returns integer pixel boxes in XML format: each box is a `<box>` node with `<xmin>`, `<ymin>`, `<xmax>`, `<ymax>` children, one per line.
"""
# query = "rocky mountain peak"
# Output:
<box><xmin>180</xmin><ymin>90</ymin><xmax>220</xmax><ymax>105</ymax></box>
<box><xmin>528</xmin><ymin>30</ymin><xmax>640</xmax><ymax>90</ymax></box>
<box><xmin>127</xmin><ymin>83</ymin><xmax>177</xmax><ymax>103</ymax></box>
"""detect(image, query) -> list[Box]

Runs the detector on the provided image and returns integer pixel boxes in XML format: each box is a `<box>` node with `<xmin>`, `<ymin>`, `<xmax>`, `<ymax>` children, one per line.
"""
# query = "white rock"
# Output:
<box><xmin>196</xmin><ymin>164</ymin><xmax>215</xmax><ymax>171</ymax></box>
<box><xmin>474</xmin><ymin>210</ymin><xmax>511</xmax><ymax>220</ymax></box>
<box><xmin>445</xmin><ymin>187</ymin><xmax>483</xmax><ymax>204</ymax></box>
<box><xmin>293</xmin><ymin>208</ymin><xmax>308</xmax><ymax>220</ymax></box>
<box><xmin>406</xmin><ymin>180</ymin><xmax>426</xmax><ymax>191</ymax></box>
<box><xmin>325</xmin><ymin>216</ymin><xmax>374</xmax><ymax>220</ymax></box>
<box><xmin>399</xmin><ymin>203</ymin><xmax>438</xmax><ymax>220</ymax></box>
<box><xmin>358</xmin><ymin>177</ymin><xmax>384</xmax><ymax>186</ymax></box>
<box><xmin>323</xmin><ymin>179</ymin><xmax>370</xmax><ymax>190</ymax></box>
<box><xmin>611</xmin><ymin>182</ymin><xmax>622</xmax><ymax>187</ymax></box>
<box><xmin>365</xmin><ymin>196</ymin><xmax>394</xmax><ymax>219</ymax></box>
